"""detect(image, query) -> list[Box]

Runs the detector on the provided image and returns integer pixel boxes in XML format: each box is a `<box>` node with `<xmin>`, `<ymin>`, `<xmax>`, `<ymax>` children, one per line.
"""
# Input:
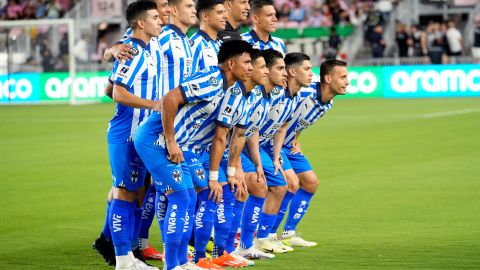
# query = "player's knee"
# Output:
<box><xmin>269</xmin><ymin>185</ymin><xmax>287</xmax><ymax>198</ymax></box>
<box><xmin>246</xmin><ymin>173</ymin><xmax>268</xmax><ymax>197</ymax></box>
<box><xmin>300</xmin><ymin>175</ymin><xmax>319</xmax><ymax>193</ymax></box>
<box><xmin>112</xmin><ymin>187</ymin><xmax>136</xmax><ymax>202</ymax></box>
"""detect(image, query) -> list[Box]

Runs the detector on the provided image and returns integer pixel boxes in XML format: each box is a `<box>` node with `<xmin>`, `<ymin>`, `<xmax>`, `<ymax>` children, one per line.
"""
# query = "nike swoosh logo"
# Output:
<box><xmin>263</xmin><ymin>248</ymin><xmax>274</xmax><ymax>253</ymax></box>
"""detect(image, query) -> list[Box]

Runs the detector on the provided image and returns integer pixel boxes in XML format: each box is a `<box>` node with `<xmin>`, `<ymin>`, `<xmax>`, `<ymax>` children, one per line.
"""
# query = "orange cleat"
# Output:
<box><xmin>212</xmin><ymin>251</ymin><xmax>248</xmax><ymax>268</ymax></box>
<box><xmin>142</xmin><ymin>245</ymin><xmax>164</xmax><ymax>261</ymax></box>
<box><xmin>196</xmin><ymin>258</ymin><xmax>224</xmax><ymax>270</ymax></box>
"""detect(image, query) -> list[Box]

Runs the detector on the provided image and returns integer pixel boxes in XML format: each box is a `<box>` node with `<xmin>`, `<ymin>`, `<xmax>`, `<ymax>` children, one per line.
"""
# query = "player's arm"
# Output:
<box><xmin>272</xmin><ymin>122</ymin><xmax>288</xmax><ymax>178</ymax></box>
<box><xmin>113</xmin><ymin>84</ymin><xmax>160</xmax><ymax>110</ymax></box>
<box><xmin>105</xmin><ymin>81</ymin><xmax>113</xmax><ymax>99</ymax></box>
<box><xmin>246</xmin><ymin>132</ymin><xmax>266</xmax><ymax>182</ymax></box>
<box><xmin>227</xmin><ymin>126</ymin><xmax>248</xmax><ymax>199</ymax></box>
<box><xmin>161</xmin><ymin>88</ymin><xmax>186</xmax><ymax>164</ymax></box>
<box><xmin>290</xmin><ymin>131</ymin><xmax>302</xmax><ymax>155</ymax></box>
<box><xmin>208</xmin><ymin>125</ymin><xmax>229</xmax><ymax>204</ymax></box>
<box><xmin>104</xmin><ymin>43</ymin><xmax>135</xmax><ymax>62</ymax></box>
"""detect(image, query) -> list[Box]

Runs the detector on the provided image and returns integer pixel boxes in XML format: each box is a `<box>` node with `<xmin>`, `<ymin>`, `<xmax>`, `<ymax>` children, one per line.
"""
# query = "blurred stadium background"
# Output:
<box><xmin>1</xmin><ymin>0</ymin><xmax>479</xmax><ymax>269</ymax></box>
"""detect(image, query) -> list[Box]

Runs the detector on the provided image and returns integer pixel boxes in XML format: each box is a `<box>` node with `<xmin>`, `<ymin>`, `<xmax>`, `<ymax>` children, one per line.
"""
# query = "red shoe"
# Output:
<box><xmin>196</xmin><ymin>258</ymin><xmax>224</xmax><ymax>270</ymax></box>
<box><xmin>142</xmin><ymin>245</ymin><xmax>164</xmax><ymax>261</ymax></box>
<box><xmin>212</xmin><ymin>251</ymin><xmax>248</xmax><ymax>268</ymax></box>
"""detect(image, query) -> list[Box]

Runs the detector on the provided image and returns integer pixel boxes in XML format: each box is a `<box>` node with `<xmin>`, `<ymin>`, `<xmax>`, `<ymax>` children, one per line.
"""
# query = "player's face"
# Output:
<box><xmin>156</xmin><ymin>0</ymin><xmax>170</xmax><ymax>25</ymax></box>
<box><xmin>206</xmin><ymin>4</ymin><xmax>227</xmax><ymax>32</ymax></box>
<box><xmin>175</xmin><ymin>0</ymin><xmax>197</xmax><ymax>26</ymax></box>
<box><xmin>295</xmin><ymin>60</ymin><xmax>313</xmax><ymax>87</ymax></box>
<box><xmin>231</xmin><ymin>53</ymin><xmax>253</xmax><ymax>82</ymax></box>
<box><xmin>268</xmin><ymin>58</ymin><xmax>287</xmax><ymax>87</ymax></box>
<box><xmin>143</xmin><ymin>9</ymin><xmax>162</xmax><ymax>38</ymax></box>
<box><xmin>251</xmin><ymin>57</ymin><xmax>269</xmax><ymax>86</ymax></box>
<box><xmin>228</xmin><ymin>0</ymin><xmax>250</xmax><ymax>22</ymax></box>
<box><xmin>254</xmin><ymin>5</ymin><xmax>277</xmax><ymax>34</ymax></box>
<box><xmin>329</xmin><ymin>66</ymin><xmax>349</xmax><ymax>95</ymax></box>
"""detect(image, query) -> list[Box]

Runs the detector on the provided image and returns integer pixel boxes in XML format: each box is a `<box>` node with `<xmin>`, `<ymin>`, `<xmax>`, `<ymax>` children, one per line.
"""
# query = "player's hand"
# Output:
<box><xmin>208</xmin><ymin>180</ymin><xmax>222</xmax><ymax>204</ymax></box>
<box><xmin>273</xmin><ymin>158</ymin><xmax>287</xmax><ymax>180</ymax></box>
<box><xmin>255</xmin><ymin>165</ymin><xmax>266</xmax><ymax>183</ymax></box>
<box><xmin>151</xmin><ymin>100</ymin><xmax>162</xmax><ymax>112</ymax></box>
<box><xmin>290</xmin><ymin>141</ymin><xmax>302</xmax><ymax>155</ymax></box>
<box><xmin>113</xmin><ymin>43</ymin><xmax>135</xmax><ymax>62</ymax></box>
<box><xmin>233</xmin><ymin>175</ymin><xmax>247</xmax><ymax>201</ymax></box>
<box><xmin>166</xmin><ymin>140</ymin><xmax>184</xmax><ymax>164</ymax></box>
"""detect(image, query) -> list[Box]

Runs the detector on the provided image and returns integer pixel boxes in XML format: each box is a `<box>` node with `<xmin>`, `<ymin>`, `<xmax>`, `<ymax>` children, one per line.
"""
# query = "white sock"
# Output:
<box><xmin>116</xmin><ymin>255</ymin><xmax>131</xmax><ymax>267</ymax></box>
<box><xmin>139</xmin><ymin>238</ymin><xmax>149</xmax><ymax>250</ymax></box>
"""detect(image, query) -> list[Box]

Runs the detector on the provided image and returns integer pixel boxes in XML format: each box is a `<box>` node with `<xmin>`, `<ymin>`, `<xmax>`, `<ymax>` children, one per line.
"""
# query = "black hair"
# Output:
<box><xmin>196</xmin><ymin>0</ymin><xmax>225</xmax><ymax>16</ymax></box>
<box><xmin>250</xmin><ymin>48</ymin><xmax>264</xmax><ymax>63</ymax></box>
<box><xmin>259</xmin><ymin>49</ymin><xmax>283</xmax><ymax>68</ymax></box>
<box><xmin>217</xmin><ymin>39</ymin><xmax>254</xmax><ymax>64</ymax></box>
<box><xmin>250</xmin><ymin>0</ymin><xmax>274</xmax><ymax>14</ymax></box>
<box><xmin>284</xmin><ymin>52</ymin><xmax>310</xmax><ymax>69</ymax></box>
<box><xmin>320</xmin><ymin>59</ymin><xmax>347</xmax><ymax>83</ymax></box>
<box><xmin>126</xmin><ymin>0</ymin><xmax>158</xmax><ymax>29</ymax></box>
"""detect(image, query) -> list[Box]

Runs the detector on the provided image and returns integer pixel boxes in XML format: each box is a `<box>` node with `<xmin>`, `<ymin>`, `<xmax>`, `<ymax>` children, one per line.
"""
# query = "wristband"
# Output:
<box><xmin>227</xmin><ymin>166</ymin><xmax>236</xmax><ymax>177</ymax></box>
<box><xmin>209</xmin><ymin>170</ymin><xmax>219</xmax><ymax>181</ymax></box>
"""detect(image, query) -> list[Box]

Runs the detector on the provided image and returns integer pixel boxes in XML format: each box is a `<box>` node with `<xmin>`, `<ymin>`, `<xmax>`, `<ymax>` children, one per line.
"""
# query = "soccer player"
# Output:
<box><xmin>94</xmin><ymin>0</ymin><xmax>171</xmax><ymax>264</ymax></box>
<box><xmin>190</xmin><ymin>0</ymin><xmax>226</xmax><ymax>71</ymax></box>
<box><xmin>105</xmin><ymin>2</ymin><xmax>162</xmax><ymax>270</ymax></box>
<box><xmin>244</xmin><ymin>52</ymin><xmax>313</xmax><ymax>255</ymax></box>
<box><xmin>186</xmin><ymin>49</ymin><xmax>268</xmax><ymax>268</ymax></box>
<box><xmin>218</xmin><ymin>0</ymin><xmax>250</xmax><ymax>42</ymax></box>
<box><xmin>133</xmin><ymin>39</ymin><xmax>254</xmax><ymax>270</ymax></box>
<box><xmin>275</xmin><ymin>60</ymin><xmax>349</xmax><ymax>247</ymax></box>
<box><xmin>241</xmin><ymin>0</ymin><xmax>285</xmax><ymax>54</ymax></box>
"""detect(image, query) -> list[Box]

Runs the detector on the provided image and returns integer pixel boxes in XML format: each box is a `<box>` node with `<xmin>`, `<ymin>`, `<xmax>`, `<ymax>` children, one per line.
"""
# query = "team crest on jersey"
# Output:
<box><xmin>188</xmin><ymin>83</ymin><xmax>200</xmax><ymax>92</ymax></box>
<box><xmin>131</xmin><ymin>170</ymin><xmax>139</xmax><ymax>183</ymax></box>
<box><xmin>230</xmin><ymin>87</ymin><xmax>241</xmax><ymax>95</ymax></box>
<box><xmin>271</xmin><ymin>87</ymin><xmax>280</xmax><ymax>95</ymax></box>
<box><xmin>209</xmin><ymin>76</ymin><xmax>219</xmax><ymax>87</ymax></box>
<box><xmin>194</xmin><ymin>169</ymin><xmax>206</xmax><ymax>181</ymax></box>
<box><xmin>254</xmin><ymin>89</ymin><xmax>262</xmax><ymax>96</ymax></box>
<box><xmin>171</xmin><ymin>169</ymin><xmax>182</xmax><ymax>183</ymax></box>
<box><xmin>131</xmin><ymin>47</ymin><xmax>139</xmax><ymax>56</ymax></box>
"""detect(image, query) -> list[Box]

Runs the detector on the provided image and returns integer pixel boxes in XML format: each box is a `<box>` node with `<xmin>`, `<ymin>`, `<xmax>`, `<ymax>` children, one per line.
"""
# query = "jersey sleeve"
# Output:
<box><xmin>215</xmin><ymin>82</ymin><xmax>247</xmax><ymax>129</ymax></box>
<box><xmin>111</xmin><ymin>45</ymin><xmax>146</xmax><ymax>90</ymax></box>
<box><xmin>179</xmin><ymin>68</ymin><xmax>223</xmax><ymax>104</ymax></box>
<box><xmin>114</xmin><ymin>28</ymin><xmax>133</xmax><ymax>44</ymax></box>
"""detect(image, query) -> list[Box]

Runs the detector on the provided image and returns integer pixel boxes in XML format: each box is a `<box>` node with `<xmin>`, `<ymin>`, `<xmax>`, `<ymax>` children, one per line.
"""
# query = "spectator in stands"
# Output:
<box><xmin>5</xmin><ymin>0</ymin><xmax>22</xmax><ymax>20</ymax></box>
<box><xmin>348</xmin><ymin>3</ymin><xmax>366</xmax><ymax>26</ymax></box>
<box><xmin>277</xmin><ymin>3</ymin><xmax>291</xmax><ymax>25</ymax></box>
<box><xmin>307</xmin><ymin>7</ymin><xmax>322</xmax><ymax>27</ymax></box>
<box><xmin>410</xmin><ymin>24</ymin><xmax>423</xmax><ymax>56</ymax></box>
<box><xmin>74</xmin><ymin>34</ymin><xmax>90</xmax><ymax>64</ymax></box>
<box><xmin>473</xmin><ymin>17</ymin><xmax>480</xmax><ymax>63</ymax></box>
<box><xmin>46</xmin><ymin>0</ymin><xmax>62</xmax><ymax>19</ymax></box>
<box><xmin>445</xmin><ymin>20</ymin><xmax>463</xmax><ymax>56</ymax></box>
<box><xmin>375</xmin><ymin>0</ymin><xmax>393</xmax><ymax>25</ymax></box>
<box><xmin>41</xmin><ymin>47</ymin><xmax>56</xmax><ymax>72</ymax></box>
<box><xmin>59</xmin><ymin>32</ymin><xmax>69</xmax><ymax>70</ymax></box>
<box><xmin>36</xmin><ymin>0</ymin><xmax>47</xmax><ymax>19</ymax></box>
<box><xmin>23</xmin><ymin>0</ymin><xmax>37</xmax><ymax>19</ymax></box>
<box><xmin>421</xmin><ymin>22</ymin><xmax>447</xmax><ymax>64</ymax></box>
<box><xmin>395</xmin><ymin>23</ymin><xmax>410</xmax><ymax>57</ymax></box>
<box><xmin>320</xmin><ymin>3</ymin><xmax>333</xmax><ymax>27</ymax></box>
<box><xmin>329</xmin><ymin>26</ymin><xmax>341</xmax><ymax>50</ymax></box>
<box><xmin>369</xmin><ymin>24</ymin><xmax>385</xmax><ymax>58</ymax></box>
<box><xmin>288</xmin><ymin>0</ymin><xmax>306</xmax><ymax>24</ymax></box>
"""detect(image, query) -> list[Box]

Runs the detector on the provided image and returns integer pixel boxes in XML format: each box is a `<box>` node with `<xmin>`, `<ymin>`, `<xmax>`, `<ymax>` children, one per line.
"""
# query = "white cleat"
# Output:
<box><xmin>180</xmin><ymin>261</ymin><xmax>208</xmax><ymax>270</ymax></box>
<box><xmin>230</xmin><ymin>251</ymin><xmax>255</xmax><ymax>266</ymax></box>
<box><xmin>268</xmin><ymin>235</ymin><xmax>294</xmax><ymax>252</ymax></box>
<box><xmin>254</xmin><ymin>238</ymin><xmax>287</xmax><ymax>254</ymax></box>
<box><xmin>281</xmin><ymin>231</ymin><xmax>317</xmax><ymax>247</ymax></box>
<box><xmin>116</xmin><ymin>259</ymin><xmax>159</xmax><ymax>270</ymax></box>
<box><xmin>235</xmin><ymin>245</ymin><xmax>275</xmax><ymax>259</ymax></box>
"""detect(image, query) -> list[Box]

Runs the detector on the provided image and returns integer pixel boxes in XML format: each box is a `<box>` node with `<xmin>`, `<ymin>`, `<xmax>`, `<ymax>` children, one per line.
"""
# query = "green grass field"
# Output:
<box><xmin>1</xmin><ymin>98</ymin><xmax>480</xmax><ymax>269</ymax></box>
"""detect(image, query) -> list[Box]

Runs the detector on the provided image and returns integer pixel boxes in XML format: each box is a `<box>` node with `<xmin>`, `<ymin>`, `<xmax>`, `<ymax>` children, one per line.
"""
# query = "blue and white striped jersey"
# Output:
<box><xmin>135</xmin><ymin>66</ymin><xmax>234</xmax><ymax>149</ymax></box>
<box><xmin>242</xmin><ymin>29</ymin><xmax>286</xmax><ymax>55</ymax></box>
<box><xmin>190</xmin><ymin>30</ymin><xmax>221</xmax><ymax>72</ymax></box>
<box><xmin>245</xmin><ymin>85</ymin><xmax>271</xmax><ymax>138</ymax></box>
<box><xmin>258</xmin><ymin>86</ymin><xmax>299</xmax><ymax>147</ymax></box>
<box><xmin>107</xmin><ymin>38</ymin><xmax>159</xmax><ymax>144</ymax></box>
<box><xmin>184</xmin><ymin>81</ymin><xmax>250</xmax><ymax>151</ymax></box>
<box><xmin>284</xmin><ymin>82</ymin><xmax>333</xmax><ymax>147</ymax></box>
<box><xmin>159</xmin><ymin>24</ymin><xmax>194</xmax><ymax>96</ymax></box>
<box><xmin>113</xmin><ymin>28</ymin><xmax>163</xmax><ymax>100</ymax></box>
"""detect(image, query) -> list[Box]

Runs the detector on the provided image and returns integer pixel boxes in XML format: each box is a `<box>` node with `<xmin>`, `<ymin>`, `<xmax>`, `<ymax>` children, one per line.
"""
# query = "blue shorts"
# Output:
<box><xmin>279</xmin><ymin>146</ymin><xmax>313</xmax><ymax>174</ymax></box>
<box><xmin>183</xmin><ymin>149</ymin><xmax>227</xmax><ymax>189</ymax></box>
<box><xmin>244</xmin><ymin>147</ymin><xmax>286</xmax><ymax>187</ymax></box>
<box><xmin>108</xmin><ymin>143</ymin><xmax>147</xmax><ymax>191</ymax></box>
<box><xmin>241</xmin><ymin>150</ymin><xmax>256</xmax><ymax>173</ymax></box>
<box><xmin>134</xmin><ymin>141</ymin><xmax>193</xmax><ymax>193</ymax></box>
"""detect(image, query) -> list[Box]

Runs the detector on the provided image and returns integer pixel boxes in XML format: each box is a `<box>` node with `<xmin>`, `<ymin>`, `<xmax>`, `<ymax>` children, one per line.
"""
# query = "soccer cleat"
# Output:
<box><xmin>142</xmin><ymin>245</ymin><xmax>164</xmax><ymax>261</ymax></box>
<box><xmin>196</xmin><ymin>258</ymin><xmax>224</xmax><ymax>270</ymax></box>
<box><xmin>234</xmin><ymin>245</ymin><xmax>274</xmax><ymax>260</ymax></box>
<box><xmin>254</xmin><ymin>238</ymin><xmax>287</xmax><ymax>254</ymax></box>
<box><xmin>230</xmin><ymin>252</ymin><xmax>255</xmax><ymax>266</ymax></box>
<box><xmin>268</xmin><ymin>235</ymin><xmax>294</xmax><ymax>252</ymax></box>
<box><xmin>181</xmin><ymin>261</ymin><xmax>208</xmax><ymax>270</ymax></box>
<box><xmin>133</xmin><ymin>247</ymin><xmax>148</xmax><ymax>263</ymax></box>
<box><xmin>280</xmin><ymin>231</ymin><xmax>317</xmax><ymax>247</ymax></box>
<box><xmin>93</xmin><ymin>233</ymin><xmax>116</xmax><ymax>266</ymax></box>
<box><xmin>212</xmin><ymin>251</ymin><xmax>248</xmax><ymax>267</ymax></box>
<box><xmin>115</xmin><ymin>258</ymin><xmax>159</xmax><ymax>270</ymax></box>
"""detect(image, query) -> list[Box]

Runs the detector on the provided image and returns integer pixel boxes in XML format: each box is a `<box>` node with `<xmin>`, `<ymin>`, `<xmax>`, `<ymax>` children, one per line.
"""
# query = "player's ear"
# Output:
<box><xmin>252</xmin><ymin>13</ymin><xmax>259</xmax><ymax>24</ymax></box>
<box><xmin>224</xmin><ymin>1</ymin><xmax>232</xmax><ymax>11</ymax></box>
<box><xmin>325</xmin><ymin>74</ymin><xmax>332</xmax><ymax>84</ymax></box>
<box><xmin>227</xmin><ymin>58</ymin><xmax>235</xmax><ymax>71</ymax></box>
<box><xmin>170</xmin><ymin>5</ymin><xmax>178</xmax><ymax>16</ymax></box>
<box><xmin>201</xmin><ymin>11</ymin><xmax>207</xmax><ymax>22</ymax></box>
<box><xmin>287</xmin><ymin>66</ymin><xmax>295</xmax><ymax>77</ymax></box>
<box><xmin>137</xmin><ymin>19</ymin><xmax>145</xmax><ymax>29</ymax></box>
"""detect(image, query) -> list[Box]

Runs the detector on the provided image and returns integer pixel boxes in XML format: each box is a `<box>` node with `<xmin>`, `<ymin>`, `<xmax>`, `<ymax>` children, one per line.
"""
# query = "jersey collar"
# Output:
<box><xmin>249</xmin><ymin>29</ymin><xmax>273</xmax><ymax>44</ymax></box>
<box><xmin>167</xmin><ymin>24</ymin><xmax>187</xmax><ymax>37</ymax></box>
<box><xmin>198</xmin><ymin>30</ymin><xmax>215</xmax><ymax>42</ymax></box>
<box><xmin>315</xmin><ymin>82</ymin><xmax>332</xmax><ymax>106</ymax></box>
<box><xmin>237</xmin><ymin>81</ymin><xmax>249</xmax><ymax>97</ymax></box>
<box><xmin>130</xmin><ymin>38</ymin><xmax>148</xmax><ymax>49</ymax></box>
<box><xmin>285</xmin><ymin>86</ymin><xmax>295</xmax><ymax>99</ymax></box>
<box><xmin>259</xmin><ymin>85</ymin><xmax>270</xmax><ymax>99</ymax></box>
<box><xmin>226</xmin><ymin>20</ymin><xmax>241</xmax><ymax>33</ymax></box>
<box><xmin>219</xmin><ymin>69</ymin><xmax>229</xmax><ymax>91</ymax></box>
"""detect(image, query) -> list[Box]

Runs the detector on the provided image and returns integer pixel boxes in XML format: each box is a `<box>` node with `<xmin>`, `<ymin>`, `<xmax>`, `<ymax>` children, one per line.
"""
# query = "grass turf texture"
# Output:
<box><xmin>0</xmin><ymin>98</ymin><xmax>479</xmax><ymax>269</ymax></box>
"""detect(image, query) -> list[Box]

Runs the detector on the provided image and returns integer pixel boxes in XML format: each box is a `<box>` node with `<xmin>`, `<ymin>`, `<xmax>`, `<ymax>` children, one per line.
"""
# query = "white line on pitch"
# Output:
<box><xmin>420</xmin><ymin>108</ymin><xmax>480</xmax><ymax>118</ymax></box>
